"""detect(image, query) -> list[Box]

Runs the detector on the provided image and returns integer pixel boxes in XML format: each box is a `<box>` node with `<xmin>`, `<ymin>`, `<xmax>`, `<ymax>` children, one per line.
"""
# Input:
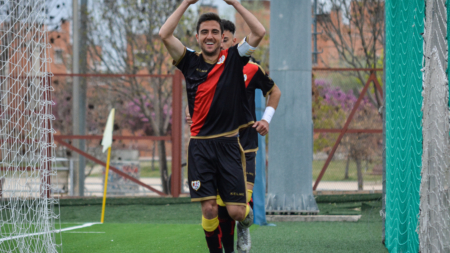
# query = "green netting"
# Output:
<box><xmin>385</xmin><ymin>0</ymin><xmax>424</xmax><ymax>252</ymax></box>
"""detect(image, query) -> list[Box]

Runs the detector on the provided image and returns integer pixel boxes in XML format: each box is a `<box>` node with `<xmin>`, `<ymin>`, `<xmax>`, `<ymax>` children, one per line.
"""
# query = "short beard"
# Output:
<box><xmin>202</xmin><ymin>46</ymin><xmax>220</xmax><ymax>57</ymax></box>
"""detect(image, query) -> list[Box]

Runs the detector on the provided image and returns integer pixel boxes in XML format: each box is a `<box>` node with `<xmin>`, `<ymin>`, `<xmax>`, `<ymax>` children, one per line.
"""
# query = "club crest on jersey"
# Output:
<box><xmin>217</xmin><ymin>55</ymin><xmax>226</xmax><ymax>65</ymax></box>
<box><xmin>191</xmin><ymin>180</ymin><xmax>201</xmax><ymax>191</ymax></box>
<box><xmin>244</xmin><ymin>74</ymin><xmax>247</xmax><ymax>82</ymax></box>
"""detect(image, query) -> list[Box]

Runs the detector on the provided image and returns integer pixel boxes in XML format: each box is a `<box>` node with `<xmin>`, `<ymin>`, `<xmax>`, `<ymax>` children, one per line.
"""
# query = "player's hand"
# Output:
<box><xmin>223</xmin><ymin>0</ymin><xmax>238</xmax><ymax>6</ymax></box>
<box><xmin>184</xmin><ymin>0</ymin><xmax>199</xmax><ymax>5</ymax></box>
<box><xmin>185</xmin><ymin>107</ymin><xmax>192</xmax><ymax>127</ymax></box>
<box><xmin>186</xmin><ymin>115</ymin><xmax>192</xmax><ymax>127</ymax></box>
<box><xmin>253</xmin><ymin>120</ymin><xmax>269</xmax><ymax>136</ymax></box>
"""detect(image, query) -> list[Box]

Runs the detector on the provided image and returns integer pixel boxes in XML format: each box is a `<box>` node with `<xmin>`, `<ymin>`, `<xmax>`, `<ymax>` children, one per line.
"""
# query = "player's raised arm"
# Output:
<box><xmin>223</xmin><ymin>0</ymin><xmax>266</xmax><ymax>47</ymax></box>
<box><xmin>158</xmin><ymin>0</ymin><xmax>198</xmax><ymax>62</ymax></box>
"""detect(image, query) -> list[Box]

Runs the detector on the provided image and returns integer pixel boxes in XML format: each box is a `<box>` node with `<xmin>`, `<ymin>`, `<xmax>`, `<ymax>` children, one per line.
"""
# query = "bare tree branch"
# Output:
<box><xmin>317</xmin><ymin>0</ymin><xmax>384</xmax><ymax>109</ymax></box>
<box><xmin>79</xmin><ymin>0</ymin><xmax>196</xmax><ymax>194</ymax></box>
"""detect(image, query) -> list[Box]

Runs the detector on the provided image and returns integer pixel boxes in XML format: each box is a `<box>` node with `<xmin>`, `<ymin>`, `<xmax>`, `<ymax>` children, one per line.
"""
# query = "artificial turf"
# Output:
<box><xmin>57</xmin><ymin>197</ymin><xmax>388</xmax><ymax>253</ymax></box>
<box><xmin>251</xmin><ymin>208</ymin><xmax>387</xmax><ymax>253</ymax></box>
<box><xmin>57</xmin><ymin>223</ymin><xmax>206</xmax><ymax>252</ymax></box>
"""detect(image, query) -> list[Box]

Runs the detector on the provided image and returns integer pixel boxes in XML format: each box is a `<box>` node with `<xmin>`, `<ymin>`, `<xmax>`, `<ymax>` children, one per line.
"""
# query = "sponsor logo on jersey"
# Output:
<box><xmin>191</xmin><ymin>180</ymin><xmax>201</xmax><ymax>191</ymax></box>
<box><xmin>217</xmin><ymin>55</ymin><xmax>226</xmax><ymax>65</ymax></box>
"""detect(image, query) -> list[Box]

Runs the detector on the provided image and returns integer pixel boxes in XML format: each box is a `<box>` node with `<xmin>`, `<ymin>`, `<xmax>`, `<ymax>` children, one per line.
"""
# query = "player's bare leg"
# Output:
<box><xmin>224</xmin><ymin>186</ymin><xmax>253</xmax><ymax>253</ymax></box>
<box><xmin>216</xmin><ymin>195</ymin><xmax>253</xmax><ymax>253</ymax></box>
<box><xmin>201</xmin><ymin>199</ymin><xmax>223</xmax><ymax>253</ymax></box>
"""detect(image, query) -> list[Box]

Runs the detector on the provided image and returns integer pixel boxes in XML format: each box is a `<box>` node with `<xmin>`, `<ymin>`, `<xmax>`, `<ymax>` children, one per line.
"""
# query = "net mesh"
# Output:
<box><xmin>0</xmin><ymin>1</ymin><xmax>59</xmax><ymax>252</ymax></box>
<box><xmin>419</xmin><ymin>0</ymin><xmax>450</xmax><ymax>252</ymax></box>
<box><xmin>385</xmin><ymin>0</ymin><xmax>424</xmax><ymax>252</ymax></box>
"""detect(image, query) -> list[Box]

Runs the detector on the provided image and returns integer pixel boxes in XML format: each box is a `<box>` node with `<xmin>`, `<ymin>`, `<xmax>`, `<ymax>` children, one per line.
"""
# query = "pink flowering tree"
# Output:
<box><xmin>119</xmin><ymin>96</ymin><xmax>172</xmax><ymax>136</ymax></box>
<box><xmin>314</xmin><ymin>78</ymin><xmax>382</xmax><ymax>189</ymax></box>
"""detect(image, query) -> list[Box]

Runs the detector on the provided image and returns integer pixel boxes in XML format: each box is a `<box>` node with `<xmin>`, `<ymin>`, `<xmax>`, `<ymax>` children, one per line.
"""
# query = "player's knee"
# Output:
<box><xmin>201</xmin><ymin>200</ymin><xmax>218</xmax><ymax>219</ymax></box>
<box><xmin>229</xmin><ymin>211</ymin><xmax>245</xmax><ymax>221</ymax></box>
<box><xmin>228</xmin><ymin>206</ymin><xmax>246</xmax><ymax>221</ymax></box>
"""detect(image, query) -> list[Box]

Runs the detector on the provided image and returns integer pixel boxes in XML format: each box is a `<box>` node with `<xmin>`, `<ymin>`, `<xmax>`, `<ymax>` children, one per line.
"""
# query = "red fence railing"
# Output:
<box><xmin>311</xmin><ymin>68</ymin><xmax>383</xmax><ymax>191</ymax></box>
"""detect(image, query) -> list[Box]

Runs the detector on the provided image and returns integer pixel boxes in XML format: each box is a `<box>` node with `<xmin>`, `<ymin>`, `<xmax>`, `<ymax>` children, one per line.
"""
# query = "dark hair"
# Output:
<box><xmin>196</xmin><ymin>13</ymin><xmax>223</xmax><ymax>34</ymax></box>
<box><xmin>221</xmin><ymin>19</ymin><xmax>236</xmax><ymax>34</ymax></box>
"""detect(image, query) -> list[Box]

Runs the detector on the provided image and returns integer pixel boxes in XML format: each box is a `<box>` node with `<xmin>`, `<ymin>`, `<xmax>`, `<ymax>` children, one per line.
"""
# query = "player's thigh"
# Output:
<box><xmin>215</xmin><ymin>140</ymin><xmax>247</xmax><ymax>205</ymax></box>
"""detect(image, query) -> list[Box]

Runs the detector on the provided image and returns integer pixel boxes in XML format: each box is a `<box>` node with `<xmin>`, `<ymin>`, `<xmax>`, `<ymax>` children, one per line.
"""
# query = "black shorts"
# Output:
<box><xmin>245</xmin><ymin>152</ymin><xmax>256</xmax><ymax>185</ymax></box>
<box><xmin>187</xmin><ymin>137</ymin><xmax>247</xmax><ymax>205</ymax></box>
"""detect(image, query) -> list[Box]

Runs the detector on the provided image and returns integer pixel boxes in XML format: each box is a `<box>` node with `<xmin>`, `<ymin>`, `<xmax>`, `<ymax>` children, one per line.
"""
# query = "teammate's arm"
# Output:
<box><xmin>253</xmin><ymin>84</ymin><xmax>281</xmax><ymax>136</ymax></box>
<box><xmin>266</xmin><ymin>84</ymin><xmax>281</xmax><ymax>110</ymax></box>
<box><xmin>223</xmin><ymin>0</ymin><xmax>266</xmax><ymax>47</ymax></box>
<box><xmin>159</xmin><ymin>0</ymin><xmax>198</xmax><ymax>62</ymax></box>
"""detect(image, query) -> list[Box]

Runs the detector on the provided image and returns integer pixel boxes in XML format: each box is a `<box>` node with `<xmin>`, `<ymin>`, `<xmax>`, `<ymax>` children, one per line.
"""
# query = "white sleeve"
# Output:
<box><xmin>237</xmin><ymin>38</ymin><xmax>257</xmax><ymax>57</ymax></box>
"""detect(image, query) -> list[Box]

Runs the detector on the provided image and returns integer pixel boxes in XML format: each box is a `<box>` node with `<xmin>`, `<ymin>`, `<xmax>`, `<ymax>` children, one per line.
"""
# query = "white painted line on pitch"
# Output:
<box><xmin>266</xmin><ymin>215</ymin><xmax>362</xmax><ymax>222</ymax></box>
<box><xmin>58</xmin><ymin>222</ymin><xmax>101</xmax><ymax>233</ymax></box>
<box><xmin>0</xmin><ymin>222</ymin><xmax>102</xmax><ymax>242</ymax></box>
<box><xmin>63</xmin><ymin>232</ymin><xmax>105</xmax><ymax>234</ymax></box>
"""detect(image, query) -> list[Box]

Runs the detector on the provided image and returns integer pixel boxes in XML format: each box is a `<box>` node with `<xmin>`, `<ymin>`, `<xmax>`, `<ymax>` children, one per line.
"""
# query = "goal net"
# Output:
<box><xmin>0</xmin><ymin>0</ymin><xmax>59</xmax><ymax>252</ymax></box>
<box><xmin>420</xmin><ymin>0</ymin><xmax>450</xmax><ymax>252</ymax></box>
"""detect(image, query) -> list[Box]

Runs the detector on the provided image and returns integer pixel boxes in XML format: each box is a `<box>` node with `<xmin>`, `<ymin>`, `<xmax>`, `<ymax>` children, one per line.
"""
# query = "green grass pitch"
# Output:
<box><xmin>56</xmin><ymin>197</ymin><xmax>388</xmax><ymax>253</ymax></box>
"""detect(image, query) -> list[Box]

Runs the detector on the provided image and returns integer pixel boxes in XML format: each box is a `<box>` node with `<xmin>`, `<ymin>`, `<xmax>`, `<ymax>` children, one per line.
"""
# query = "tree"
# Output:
<box><xmin>84</xmin><ymin>0</ymin><xmax>196</xmax><ymax>194</ymax></box>
<box><xmin>52</xmin><ymin>79</ymin><xmax>120</xmax><ymax>177</ymax></box>
<box><xmin>314</xmin><ymin>77</ymin><xmax>381</xmax><ymax>190</ymax></box>
<box><xmin>317</xmin><ymin>0</ymin><xmax>384</xmax><ymax>109</ymax></box>
<box><xmin>344</xmin><ymin>100</ymin><xmax>381</xmax><ymax>189</ymax></box>
<box><xmin>312</xmin><ymin>77</ymin><xmax>347</xmax><ymax>153</ymax></box>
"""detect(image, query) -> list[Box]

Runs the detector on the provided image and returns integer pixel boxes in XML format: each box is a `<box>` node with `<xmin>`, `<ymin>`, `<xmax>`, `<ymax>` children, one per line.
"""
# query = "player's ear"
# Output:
<box><xmin>196</xmin><ymin>34</ymin><xmax>199</xmax><ymax>43</ymax></box>
<box><xmin>233</xmin><ymin>37</ymin><xmax>237</xmax><ymax>45</ymax></box>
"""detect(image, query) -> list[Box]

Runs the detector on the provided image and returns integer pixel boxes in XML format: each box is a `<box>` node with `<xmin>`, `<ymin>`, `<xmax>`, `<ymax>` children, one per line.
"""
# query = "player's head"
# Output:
<box><xmin>221</xmin><ymin>19</ymin><xmax>237</xmax><ymax>50</ymax></box>
<box><xmin>196</xmin><ymin>13</ymin><xmax>224</xmax><ymax>57</ymax></box>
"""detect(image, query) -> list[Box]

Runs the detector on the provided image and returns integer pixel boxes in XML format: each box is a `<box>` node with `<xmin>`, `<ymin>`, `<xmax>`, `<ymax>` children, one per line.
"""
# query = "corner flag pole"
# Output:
<box><xmin>100</xmin><ymin>108</ymin><xmax>115</xmax><ymax>223</ymax></box>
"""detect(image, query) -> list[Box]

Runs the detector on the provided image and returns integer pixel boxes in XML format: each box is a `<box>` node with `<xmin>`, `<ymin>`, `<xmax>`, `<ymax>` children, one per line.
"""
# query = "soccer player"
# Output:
<box><xmin>159</xmin><ymin>1</ymin><xmax>266</xmax><ymax>252</ymax></box>
<box><xmin>220</xmin><ymin>20</ymin><xmax>282</xmax><ymax>253</ymax></box>
<box><xmin>222</xmin><ymin>19</ymin><xmax>281</xmax><ymax>253</ymax></box>
<box><xmin>185</xmin><ymin>20</ymin><xmax>281</xmax><ymax>253</ymax></box>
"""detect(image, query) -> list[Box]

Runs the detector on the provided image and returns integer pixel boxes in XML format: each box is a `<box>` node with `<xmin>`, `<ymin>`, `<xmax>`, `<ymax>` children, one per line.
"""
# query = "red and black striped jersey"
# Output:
<box><xmin>239</xmin><ymin>62</ymin><xmax>275</xmax><ymax>152</ymax></box>
<box><xmin>175</xmin><ymin>44</ymin><xmax>254</xmax><ymax>138</ymax></box>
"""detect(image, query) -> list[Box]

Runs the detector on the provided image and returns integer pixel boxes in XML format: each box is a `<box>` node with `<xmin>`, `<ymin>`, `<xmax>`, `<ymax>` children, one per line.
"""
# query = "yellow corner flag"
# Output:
<box><xmin>101</xmin><ymin>108</ymin><xmax>115</xmax><ymax>223</ymax></box>
<box><xmin>101</xmin><ymin>108</ymin><xmax>115</xmax><ymax>153</ymax></box>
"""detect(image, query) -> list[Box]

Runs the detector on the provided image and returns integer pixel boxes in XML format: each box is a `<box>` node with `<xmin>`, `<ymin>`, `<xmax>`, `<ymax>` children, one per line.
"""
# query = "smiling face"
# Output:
<box><xmin>196</xmin><ymin>20</ymin><xmax>224</xmax><ymax>57</ymax></box>
<box><xmin>221</xmin><ymin>30</ymin><xmax>237</xmax><ymax>50</ymax></box>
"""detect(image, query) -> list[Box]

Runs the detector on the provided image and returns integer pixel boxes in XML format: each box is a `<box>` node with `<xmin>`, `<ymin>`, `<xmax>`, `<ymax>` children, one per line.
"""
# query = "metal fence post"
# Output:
<box><xmin>171</xmin><ymin>70</ymin><xmax>183</xmax><ymax>197</ymax></box>
<box><xmin>69</xmin><ymin>159</ymin><xmax>74</xmax><ymax>196</ymax></box>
